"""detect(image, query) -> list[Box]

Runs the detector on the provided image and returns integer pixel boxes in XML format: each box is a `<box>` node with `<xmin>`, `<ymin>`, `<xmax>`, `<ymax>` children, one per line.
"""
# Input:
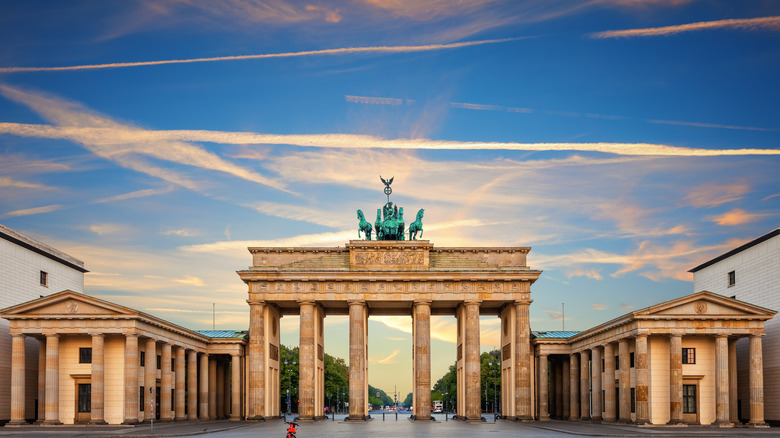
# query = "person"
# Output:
<box><xmin>286</xmin><ymin>421</ymin><xmax>298</xmax><ymax>438</ymax></box>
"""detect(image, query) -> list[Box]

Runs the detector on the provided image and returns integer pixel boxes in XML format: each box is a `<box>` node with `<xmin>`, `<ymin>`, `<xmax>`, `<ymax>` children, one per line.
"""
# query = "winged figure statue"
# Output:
<box><xmin>380</xmin><ymin>176</ymin><xmax>394</xmax><ymax>187</ymax></box>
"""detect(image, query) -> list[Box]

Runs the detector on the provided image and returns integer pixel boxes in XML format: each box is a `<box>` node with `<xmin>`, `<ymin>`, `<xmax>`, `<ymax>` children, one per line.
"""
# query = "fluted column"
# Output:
<box><xmin>231</xmin><ymin>354</ymin><xmax>241</xmax><ymax>421</ymax></box>
<box><xmin>538</xmin><ymin>354</ymin><xmax>549</xmax><ymax>420</ymax></box>
<box><xmin>714</xmin><ymin>335</ymin><xmax>731</xmax><ymax>426</ymax></box>
<box><xmin>247</xmin><ymin>300</ymin><xmax>265</xmax><ymax>420</ymax></box>
<box><xmin>122</xmin><ymin>333</ymin><xmax>139</xmax><ymax>424</ymax></box>
<box><xmin>617</xmin><ymin>339</ymin><xmax>631</xmax><ymax>423</ymax></box>
<box><xmin>43</xmin><ymin>333</ymin><xmax>61</xmax><ymax>425</ymax></box>
<box><xmin>348</xmin><ymin>300</ymin><xmax>367</xmax><ymax>420</ymax></box>
<box><xmin>413</xmin><ymin>300</ymin><xmax>432</xmax><ymax>420</ymax></box>
<box><xmin>9</xmin><ymin>333</ymin><xmax>26</xmax><ymax>425</ymax></box>
<box><xmin>174</xmin><ymin>347</ymin><xmax>186</xmax><ymax>420</ymax></box>
<box><xmin>591</xmin><ymin>347</ymin><xmax>602</xmax><ymax>422</ymax></box>
<box><xmin>199</xmin><ymin>353</ymin><xmax>209</xmax><ymax>420</ymax></box>
<box><xmin>748</xmin><ymin>335</ymin><xmax>768</xmax><ymax>427</ymax></box>
<box><xmin>569</xmin><ymin>354</ymin><xmax>579</xmax><ymax>420</ymax></box>
<box><xmin>208</xmin><ymin>357</ymin><xmax>217</xmax><ymax>420</ymax></box>
<box><xmin>299</xmin><ymin>300</ymin><xmax>316</xmax><ymax>421</ymax></box>
<box><xmin>464</xmin><ymin>300</ymin><xmax>482</xmax><ymax>421</ymax></box>
<box><xmin>187</xmin><ymin>350</ymin><xmax>198</xmax><ymax>420</ymax></box>
<box><xmin>729</xmin><ymin>340</ymin><xmax>738</xmax><ymax>424</ymax></box>
<box><xmin>603</xmin><ymin>343</ymin><xmax>615</xmax><ymax>423</ymax></box>
<box><xmin>634</xmin><ymin>334</ymin><xmax>649</xmax><ymax>424</ymax></box>
<box><xmin>144</xmin><ymin>338</ymin><xmax>157</xmax><ymax>422</ymax></box>
<box><xmin>580</xmin><ymin>350</ymin><xmax>590</xmax><ymax>420</ymax></box>
<box><xmin>515</xmin><ymin>300</ymin><xmax>532</xmax><ymax>420</ymax></box>
<box><xmin>668</xmin><ymin>333</ymin><xmax>683</xmax><ymax>424</ymax></box>
<box><xmin>37</xmin><ymin>338</ymin><xmax>46</xmax><ymax>423</ymax></box>
<box><xmin>159</xmin><ymin>343</ymin><xmax>172</xmax><ymax>421</ymax></box>
<box><xmin>90</xmin><ymin>334</ymin><xmax>107</xmax><ymax>424</ymax></box>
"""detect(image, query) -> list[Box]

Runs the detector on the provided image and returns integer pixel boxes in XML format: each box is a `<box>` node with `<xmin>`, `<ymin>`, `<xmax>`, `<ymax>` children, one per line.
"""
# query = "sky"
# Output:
<box><xmin>1</xmin><ymin>0</ymin><xmax>779</xmax><ymax>398</ymax></box>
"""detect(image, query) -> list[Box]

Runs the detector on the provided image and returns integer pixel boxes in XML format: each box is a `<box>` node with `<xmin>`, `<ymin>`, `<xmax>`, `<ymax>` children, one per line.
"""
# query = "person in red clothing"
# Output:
<box><xmin>286</xmin><ymin>421</ymin><xmax>298</xmax><ymax>438</ymax></box>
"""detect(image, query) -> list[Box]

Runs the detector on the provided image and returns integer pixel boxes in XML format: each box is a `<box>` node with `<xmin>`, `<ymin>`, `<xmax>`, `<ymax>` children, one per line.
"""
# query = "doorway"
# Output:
<box><xmin>75</xmin><ymin>382</ymin><xmax>91</xmax><ymax>423</ymax></box>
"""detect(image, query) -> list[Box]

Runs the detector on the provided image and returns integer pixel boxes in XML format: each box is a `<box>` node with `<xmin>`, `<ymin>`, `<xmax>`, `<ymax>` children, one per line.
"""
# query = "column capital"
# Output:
<box><xmin>247</xmin><ymin>299</ymin><xmax>266</xmax><ymax>306</ymax></box>
<box><xmin>669</xmin><ymin>329</ymin><xmax>684</xmax><ymax>337</ymax></box>
<box><xmin>42</xmin><ymin>331</ymin><xmax>59</xmax><ymax>338</ymax></box>
<box><xmin>89</xmin><ymin>332</ymin><xmax>105</xmax><ymax>338</ymax></box>
<box><xmin>347</xmin><ymin>299</ymin><xmax>366</xmax><ymax>306</ymax></box>
<box><xmin>715</xmin><ymin>333</ymin><xmax>731</xmax><ymax>339</ymax></box>
<box><xmin>514</xmin><ymin>299</ymin><xmax>533</xmax><ymax>306</ymax></box>
<box><xmin>10</xmin><ymin>332</ymin><xmax>25</xmax><ymax>338</ymax></box>
<box><xmin>414</xmin><ymin>299</ymin><xmax>432</xmax><ymax>306</ymax></box>
<box><xmin>463</xmin><ymin>299</ymin><xmax>482</xmax><ymax>306</ymax></box>
<box><xmin>297</xmin><ymin>299</ymin><xmax>316</xmax><ymax>306</ymax></box>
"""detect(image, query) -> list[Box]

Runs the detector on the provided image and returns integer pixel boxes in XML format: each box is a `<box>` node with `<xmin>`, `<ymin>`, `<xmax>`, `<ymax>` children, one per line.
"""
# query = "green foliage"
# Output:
<box><xmin>480</xmin><ymin>350</ymin><xmax>501</xmax><ymax>412</ymax></box>
<box><xmin>368</xmin><ymin>385</ymin><xmax>394</xmax><ymax>408</ymax></box>
<box><xmin>432</xmin><ymin>362</ymin><xmax>456</xmax><ymax>411</ymax></box>
<box><xmin>279</xmin><ymin>345</ymin><xmax>300</xmax><ymax>412</ymax></box>
<box><xmin>402</xmin><ymin>392</ymin><xmax>413</xmax><ymax>408</ymax></box>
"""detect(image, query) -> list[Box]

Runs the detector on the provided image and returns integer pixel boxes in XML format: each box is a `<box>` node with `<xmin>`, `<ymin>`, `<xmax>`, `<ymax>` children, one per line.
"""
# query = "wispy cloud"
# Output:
<box><xmin>247</xmin><ymin>201</ymin><xmax>347</xmax><ymax>228</ymax></box>
<box><xmin>591</xmin><ymin>15</ymin><xmax>780</xmax><ymax>39</ymax></box>
<box><xmin>346</xmin><ymin>95</ymin><xmax>415</xmax><ymax>106</ymax></box>
<box><xmin>762</xmin><ymin>193</ymin><xmax>780</xmax><ymax>202</ymax></box>
<box><xmin>684</xmin><ymin>183</ymin><xmax>749</xmax><ymax>208</ymax></box>
<box><xmin>649</xmin><ymin>119</ymin><xmax>775</xmax><ymax>132</ymax></box>
<box><xmin>3</xmin><ymin>204</ymin><xmax>63</xmax><ymax>218</ymax></box>
<box><xmin>3</xmin><ymin>122</ymin><xmax>779</xmax><ymax>157</ymax></box>
<box><xmin>566</xmin><ymin>267</ymin><xmax>603</xmax><ymax>280</ymax></box>
<box><xmin>88</xmin><ymin>223</ymin><xmax>133</xmax><ymax>236</ymax></box>
<box><xmin>451</xmin><ymin>102</ymin><xmax>533</xmax><ymax>113</ymax></box>
<box><xmin>0</xmin><ymin>176</ymin><xmax>52</xmax><ymax>190</ymax></box>
<box><xmin>591</xmin><ymin>303</ymin><xmax>607</xmax><ymax>310</ymax></box>
<box><xmin>709</xmin><ymin>208</ymin><xmax>768</xmax><ymax>226</ymax></box>
<box><xmin>372</xmin><ymin>349</ymin><xmax>401</xmax><ymax>364</ymax></box>
<box><xmin>174</xmin><ymin>275</ymin><xmax>206</xmax><ymax>287</ymax></box>
<box><xmin>92</xmin><ymin>186</ymin><xmax>175</xmax><ymax>204</ymax></box>
<box><xmin>162</xmin><ymin>228</ymin><xmax>200</xmax><ymax>237</ymax></box>
<box><xmin>0</xmin><ymin>38</ymin><xmax>519</xmax><ymax>74</ymax></box>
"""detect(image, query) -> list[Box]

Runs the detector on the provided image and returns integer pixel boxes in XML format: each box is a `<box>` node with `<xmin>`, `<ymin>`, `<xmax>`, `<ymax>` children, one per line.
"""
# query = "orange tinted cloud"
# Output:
<box><xmin>710</xmin><ymin>208</ymin><xmax>765</xmax><ymax>226</ymax></box>
<box><xmin>591</xmin><ymin>15</ymin><xmax>780</xmax><ymax>38</ymax></box>
<box><xmin>684</xmin><ymin>183</ymin><xmax>750</xmax><ymax>208</ymax></box>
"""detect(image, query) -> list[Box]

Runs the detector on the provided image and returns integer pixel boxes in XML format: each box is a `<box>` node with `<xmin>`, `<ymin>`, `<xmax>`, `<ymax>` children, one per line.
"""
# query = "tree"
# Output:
<box><xmin>480</xmin><ymin>350</ymin><xmax>501</xmax><ymax>413</ymax></box>
<box><xmin>279</xmin><ymin>345</ymin><xmax>300</xmax><ymax>413</ymax></box>
<box><xmin>432</xmin><ymin>363</ymin><xmax>457</xmax><ymax>412</ymax></box>
<box><xmin>402</xmin><ymin>392</ymin><xmax>413</xmax><ymax>408</ymax></box>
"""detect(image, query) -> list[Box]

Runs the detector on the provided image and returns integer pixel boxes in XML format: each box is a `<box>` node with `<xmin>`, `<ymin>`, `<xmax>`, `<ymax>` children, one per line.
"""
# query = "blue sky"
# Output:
<box><xmin>1</xmin><ymin>0</ymin><xmax>779</xmax><ymax>397</ymax></box>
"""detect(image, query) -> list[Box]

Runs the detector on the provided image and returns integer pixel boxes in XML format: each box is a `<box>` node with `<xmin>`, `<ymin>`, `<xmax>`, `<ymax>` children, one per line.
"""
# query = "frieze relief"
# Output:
<box><xmin>353</xmin><ymin>251</ymin><xmax>424</xmax><ymax>265</ymax></box>
<box><xmin>253</xmin><ymin>279</ymin><xmax>528</xmax><ymax>295</ymax></box>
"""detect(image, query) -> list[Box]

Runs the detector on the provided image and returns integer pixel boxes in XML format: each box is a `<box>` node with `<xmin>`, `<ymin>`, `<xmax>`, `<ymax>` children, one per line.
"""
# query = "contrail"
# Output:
<box><xmin>1</xmin><ymin>123</ymin><xmax>779</xmax><ymax>157</ymax></box>
<box><xmin>591</xmin><ymin>16</ymin><xmax>780</xmax><ymax>39</ymax></box>
<box><xmin>0</xmin><ymin>38</ymin><xmax>519</xmax><ymax>73</ymax></box>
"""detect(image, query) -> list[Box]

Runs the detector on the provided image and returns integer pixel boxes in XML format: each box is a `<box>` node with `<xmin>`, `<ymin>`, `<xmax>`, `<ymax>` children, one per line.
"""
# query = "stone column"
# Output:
<box><xmin>208</xmin><ymin>357</ymin><xmax>217</xmax><ymax>420</ymax></box>
<box><xmin>538</xmin><ymin>354</ymin><xmax>549</xmax><ymax>420</ymax></box>
<box><xmin>515</xmin><ymin>300</ymin><xmax>532</xmax><ymax>420</ymax></box>
<box><xmin>215</xmin><ymin>361</ymin><xmax>224</xmax><ymax>419</ymax></box>
<box><xmin>199</xmin><ymin>353</ymin><xmax>209</xmax><ymax>420</ymax></box>
<box><xmin>348</xmin><ymin>300</ymin><xmax>367</xmax><ymax>420</ymax></box>
<box><xmin>90</xmin><ymin>334</ymin><xmax>107</xmax><ymax>424</ymax></box>
<box><xmin>160</xmin><ymin>343</ymin><xmax>172</xmax><ymax>421</ymax></box>
<box><xmin>144</xmin><ymin>338</ymin><xmax>157</xmax><ymax>422</ymax></box>
<box><xmin>603</xmin><ymin>343</ymin><xmax>615</xmax><ymax>423</ymax></box>
<box><xmin>188</xmin><ymin>350</ymin><xmax>198</xmax><ymax>420</ymax></box>
<box><xmin>714</xmin><ymin>335</ymin><xmax>731</xmax><ymax>426</ymax></box>
<box><xmin>634</xmin><ymin>334</ymin><xmax>649</xmax><ymax>425</ymax></box>
<box><xmin>569</xmin><ymin>354</ymin><xmax>579</xmax><ymax>421</ymax></box>
<box><xmin>43</xmin><ymin>333</ymin><xmax>61</xmax><ymax>425</ymax></box>
<box><xmin>231</xmin><ymin>354</ymin><xmax>241</xmax><ymax>421</ymax></box>
<box><xmin>580</xmin><ymin>350</ymin><xmax>590</xmax><ymax>420</ymax></box>
<box><xmin>562</xmin><ymin>358</ymin><xmax>570</xmax><ymax>419</ymax></box>
<box><xmin>299</xmin><ymin>300</ymin><xmax>316</xmax><ymax>421</ymax></box>
<box><xmin>591</xmin><ymin>347</ymin><xmax>602</xmax><ymax>422</ymax></box>
<box><xmin>555</xmin><ymin>361</ymin><xmax>563</xmax><ymax>418</ymax></box>
<box><xmin>122</xmin><ymin>333</ymin><xmax>139</xmax><ymax>424</ymax></box>
<box><xmin>617</xmin><ymin>339</ymin><xmax>631</xmax><ymax>423</ymax></box>
<box><xmin>728</xmin><ymin>339</ymin><xmax>738</xmax><ymax>424</ymax></box>
<box><xmin>748</xmin><ymin>335</ymin><xmax>768</xmax><ymax>427</ymax></box>
<box><xmin>668</xmin><ymin>333</ymin><xmax>683</xmax><ymax>425</ymax></box>
<box><xmin>413</xmin><ymin>300</ymin><xmax>432</xmax><ymax>420</ymax></box>
<box><xmin>247</xmin><ymin>300</ymin><xmax>265</xmax><ymax>420</ymax></box>
<box><xmin>464</xmin><ymin>300</ymin><xmax>482</xmax><ymax>421</ymax></box>
<box><xmin>9</xmin><ymin>333</ymin><xmax>26</xmax><ymax>425</ymax></box>
<box><xmin>223</xmin><ymin>362</ymin><xmax>231</xmax><ymax>419</ymax></box>
<box><xmin>37</xmin><ymin>337</ymin><xmax>46</xmax><ymax>423</ymax></box>
<box><xmin>174</xmin><ymin>347</ymin><xmax>185</xmax><ymax>420</ymax></box>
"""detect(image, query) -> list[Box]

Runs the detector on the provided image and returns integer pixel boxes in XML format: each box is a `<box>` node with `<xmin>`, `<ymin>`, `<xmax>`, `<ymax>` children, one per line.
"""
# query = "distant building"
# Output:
<box><xmin>690</xmin><ymin>229</ymin><xmax>780</xmax><ymax>425</ymax></box>
<box><xmin>0</xmin><ymin>224</ymin><xmax>87</xmax><ymax>424</ymax></box>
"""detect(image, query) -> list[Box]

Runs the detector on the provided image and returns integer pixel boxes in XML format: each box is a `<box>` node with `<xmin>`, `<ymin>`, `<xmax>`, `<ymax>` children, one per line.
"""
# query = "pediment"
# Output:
<box><xmin>638</xmin><ymin>291</ymin><xmax>775</xmax><ymax>318</ymax></box>
<box><xmin>0</xmin><ymin>290</ymin><xmax>136</xmax><ymax>318</ymax></box>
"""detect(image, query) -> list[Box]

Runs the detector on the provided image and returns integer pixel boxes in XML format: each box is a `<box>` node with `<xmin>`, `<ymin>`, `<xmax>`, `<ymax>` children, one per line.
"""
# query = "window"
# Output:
<box><xmin>683</xmin><ymin>384</ymin><xmax>697</xmax><ymax>413</ymax></box>
<box><xmin>728</xmin><ymin>270</ymin><xmax>736</xmax><ymax>287</ymax></box>
<box><xmin>40</xmin><ymin>271</ymin><xmax>48</xmax><ymax>287</ymax></box>
<box><xmin>630</xmin><ymin>388</ymin><xmax>635</xmax><ymax>413</ymax></box>
<box><xmin>79</xmin><ymin>348</ymin><xmax>92</xmax><ymax>364</ymax></box>
<box><xmin>630</xmin><ymin>352</ymin><xmax>635</xmax><ymax>368</ymax></box>
<box><xmin>77</xmin><ymin>383</ymin><xmax>91</xmax><ymax>413</ymax></box>
<box><xmin>615</xmin><ymin>356</ymin><xmax>619</xmax><ymax>370</ymax></box>
<box><xmin>682</xmin><ymin>348</ymin><xmax>696</xmax><ymax>364</ymax></box>
<box><xmin>140</xmin><ymin>386</ymin><xmax>144</xmax><ymax>411</ymax></box>
<box><xmin>157</xmin><ymin>355</ymin><xmax>162</xmax><ymax>370</ymax></box>
<box><xmin>140</xmin><ymin>351</ymin><xmax>145</xmax><ymax>367</ymax></box>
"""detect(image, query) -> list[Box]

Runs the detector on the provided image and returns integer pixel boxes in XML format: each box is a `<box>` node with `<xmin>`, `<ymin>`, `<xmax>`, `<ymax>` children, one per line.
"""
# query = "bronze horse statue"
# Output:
<box><xmin>357</xmin><ymin>210</ymin><xmax>373</xmax><ymax>240</ymax></box>
<box><xmin>408</xmin><ymin>208</ymin><xmax>424</xmax><ymax>240</ymax></box>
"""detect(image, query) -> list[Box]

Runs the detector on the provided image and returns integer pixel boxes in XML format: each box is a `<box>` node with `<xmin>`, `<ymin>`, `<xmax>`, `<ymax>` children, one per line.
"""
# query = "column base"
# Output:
<box><xmin>5</xmin><ymin>420</ymin><xmax>28</xmax><ymax>427</ymax></box>
<box><xmin>603</xmin><ymin>417</ymin><xmax>616</xmax><ymax>423</ymax></box>
<box><xmin>175</xmin><ymin>416</ymin><xmax>187</xmax><ymax>421</ymax></box>
<box><xmin>538</xmin><ymin>415</ymin><xmax>550</xmax><ymax>422</ymax></box>
<box><xmin>514</xmin><ymin>415</ymin><xmax>535</xmax><ymax>422</ymax></box>
<box><xmin>713</xmin><ymin>420</ymin><xmax>734</xmax><ymax>428</ymax></box>
<box><xmin>246</xmin><ymin>415</ymin><xmax>266</xmax><ymax>421</ymax></box>
<box><xmin>465</xmin><ymin>416</ymin><xmax>483</xmax><ymax>423</ymax></box>
<box><xmin>580</xmin><ymin>416</ymin><xmax>590</xmax><ymax>421</ymax></box>
<box><xmin>88</xmin><ymin>419</ymin><xmax>108</xmax><ymax>425</ymax></box>
<box><xmin>229</xmin><ymin>415</ymin><xmax>241</xmax><ymax>421</ymax></box>
<box><xmin>346</xmin><ymin>415</ymin><xmax>369</xmax><ymax>421</ymax></box>
<box><xmin>666</xmin><ymin>419</ymin><xmax>685</xmax><ymax>426</ymax></box>
<box><xmin>617</xmin><ymin>417</ymin><xmax>632</xmax><ymax>424</ymax></box>
<box><xmin>591</xmin><ymin>416</ymin><xmax>603</xmax><ymax>423</ymax></box>
<box><xmin>748</xmin><ymin>421</ymin><xmax>770</xmax><ymax>428</ymax></box>
<box><xmin>158</xmin><ymin>418</ymin><xmax>173</xmax><ymax>423</ymax></box>
<box><xmin>122</xmin><ymin>419</ymin><xmax>139</xmax><ymax>425</ymax></box>
<box><xmin>42</xmin><ymin>420</ymin><xmax>62</xmax><ymax>426</ymax></box>
<box><xmin>635</xmin><ymin>419</ymin><xmax>650</xmax><ymax>426</ymax></box>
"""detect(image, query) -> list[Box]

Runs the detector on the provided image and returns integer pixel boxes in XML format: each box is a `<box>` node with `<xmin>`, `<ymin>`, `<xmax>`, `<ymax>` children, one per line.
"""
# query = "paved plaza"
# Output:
<box><xmin>1</xmin><ymin>416</ymin><xmax>778</xmax><ymax>438</ymax></box>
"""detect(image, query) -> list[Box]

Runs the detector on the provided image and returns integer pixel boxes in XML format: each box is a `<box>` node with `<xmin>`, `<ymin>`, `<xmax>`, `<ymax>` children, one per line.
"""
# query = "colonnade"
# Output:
<box><xmin>536</xmin><ymin>333</ymin><xmax>767</xmax><ymax>426</ymax></box>
<box><xmin>8</xmin><ymin>332</ymin><xmax>242</xmax><ymax>425</ymax></box>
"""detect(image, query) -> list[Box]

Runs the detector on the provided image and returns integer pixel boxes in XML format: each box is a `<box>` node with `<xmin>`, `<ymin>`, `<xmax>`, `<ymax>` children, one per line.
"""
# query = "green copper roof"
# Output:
<box><xmin>531</xmin><ymin>330</ymin><xmax>580</xmax><ymax>339</ymax></box>
<box><xmin>196</xmin><ymin>330</ymin><xmax>247</xmax><ymax>339</ymax></box>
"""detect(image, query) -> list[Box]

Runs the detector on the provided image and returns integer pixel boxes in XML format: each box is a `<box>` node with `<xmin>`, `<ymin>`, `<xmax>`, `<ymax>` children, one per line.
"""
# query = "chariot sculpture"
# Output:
<box><xmin>356</xmin><ymin>176</ymin><xmax>424</xmax><ymax>241</ymax></box>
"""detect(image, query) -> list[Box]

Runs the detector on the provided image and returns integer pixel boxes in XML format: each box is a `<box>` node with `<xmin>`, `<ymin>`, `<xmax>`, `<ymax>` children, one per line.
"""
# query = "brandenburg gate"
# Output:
<box><xmin>237</xmin><ymin>178</ymin><xmax>541</xmax><ymax>422</ymax></box>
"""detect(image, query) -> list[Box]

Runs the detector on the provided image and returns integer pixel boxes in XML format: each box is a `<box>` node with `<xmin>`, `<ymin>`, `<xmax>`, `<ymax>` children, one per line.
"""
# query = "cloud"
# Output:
<box><xmin>162</xmin><ymin>228</ymin><xmax>200</xmax><ymax>237</ymax></box>
<box><xmin>3</xmin><ymin>122</ymin><xmax>779</xmax><ymax>157</ymax></box>
<box><xmin>566</xmin><ymin>267</ymin><xmax>603</xmax><ymax>280</ymax></box>
<box><xmin>591</xmin><ymin>303</ymin><xmax>607</xmax><ymax>310</ymax></box>
<box><xmin>174</xmin><ymin>275</ymin><xmax>206</xmax><ymax>286</ymax></box>
<box><xmin>684</xmin><ymin>183</ymin><xmax>750</xmax><ymax>208</ymax></box>
<box><xmin>372</xmin><ymin>349</ymin><xmax>400</xmax><ymax>364</ymax></box>
<box><xmin>0</xmin><ymin>38</ymin><xmax>519</xmax><ymax>74</ymax></box>
<box><xmin>648</xmin><ymin>119</ymin><xmax>775</xmax><ymax>132</ymax></box>
<box><xmin>0</xmin><ymin>176</ymin><xmax>52</xmax><ymax>190</ymax></box>
<box><xmin>709</xmin><ymin>208</ymin><xmax>767</xmax><ymax>226</ymax></box>
<box><xmin>88</xmin><ymin>223</ymin><xmax>133</xmax><ymax>236</ymax></box>
<box><xmin>3</xmin><ymin>204</ymin><xmax>63</xmax><ymax>218</ymax></box>
<box><xmin>345</xmin><ymin>95</ymin><xmax>415</xmax><ymax>106</ymax></box>
<box><xmin>0</xmin><ymin>86</ymin><xmax>289</xmax><ymax>193</ymax></box>
<box><xmin>620</xmin><ymin>303</ymin><xmax>634</xmax><ymax>311</ymax></box>
<box><xmin>542</xmin><ymin>308</ymin><xmax>571</xmax><ymax>321</ymax></box>
<box><xmin>762</xmin><ymin>193</ymin><xmax>780</xmax><ymax>202</ymax></box>
<box><xmin>92</xmin><ymin>186</ymin><xmax>176</xmax><ymax>204</ymax></box>
<box><xmin>591</xmin><ymin>15</ymin><xmax>780</xmax><ymax>39</ymax></box>
<box><xmin>181</xmin><ymin>230</ymin><xmax>357</xmax><ymax>257</ymax></box>
<box><xmin>247</xmin><ymin>201</ymin><xmax>347</xmax><ymax>228</ymax></box>
<box><xmin>451</xmin><ymin>102</ymin><xmax>533</xmax><ymax>113</ymax></box>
